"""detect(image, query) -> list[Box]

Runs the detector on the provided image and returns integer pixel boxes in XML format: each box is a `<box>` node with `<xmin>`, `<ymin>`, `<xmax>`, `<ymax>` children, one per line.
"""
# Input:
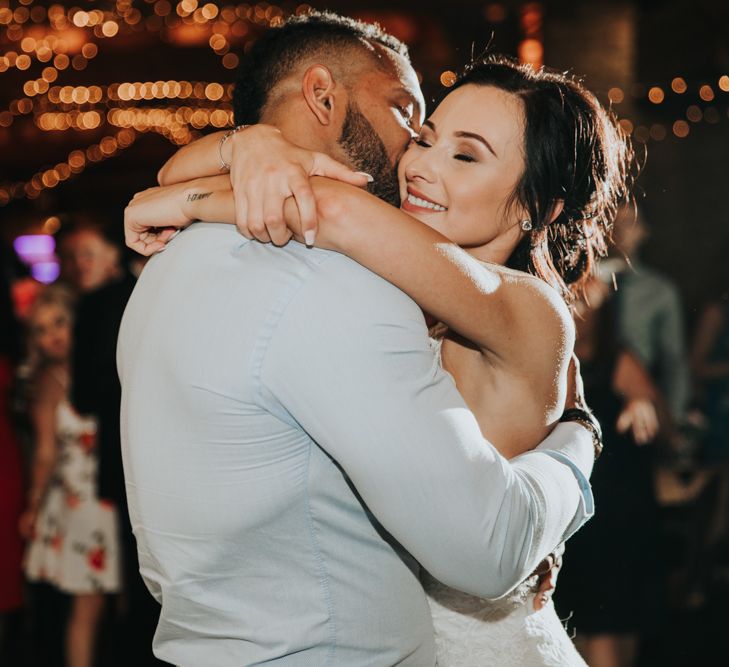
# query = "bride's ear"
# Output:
<box><xmin>301</xmin><ymin>65</ymin><xmax>339</xmax><ymax>126</ymax></box>
<box><xmin>548</xmin><ymin>199</ymin><xmax>565</xmax><ymax>224</ymax></box>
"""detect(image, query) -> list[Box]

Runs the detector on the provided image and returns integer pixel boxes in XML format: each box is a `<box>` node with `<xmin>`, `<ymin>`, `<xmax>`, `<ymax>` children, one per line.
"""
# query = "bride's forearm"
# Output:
<box><xmin>183</xmin><ymin>184</ymin><xmax>236</xmax><ymax>225</ymax></box>
<box><xmin>305</xmin><ymin>178</ymin><xmax>566</xmax><ymax>363</ymax></box>
<box><xmin>158</xmin><ymin>131</ymin><xmax>228</xmax><ymax>186</ymax></box>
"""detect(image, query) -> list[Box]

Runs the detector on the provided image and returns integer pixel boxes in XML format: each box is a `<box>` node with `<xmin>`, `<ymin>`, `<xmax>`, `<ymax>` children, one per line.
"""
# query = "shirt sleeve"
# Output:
<box><xmin>259</xmin><ymin>252</ymin><xmax>593</xmax><ymax>599</ymax></box>
<box><xmin>657</xmin><ymin>283</ymin><xmax>689</xmax><ymax>420</ymax></box>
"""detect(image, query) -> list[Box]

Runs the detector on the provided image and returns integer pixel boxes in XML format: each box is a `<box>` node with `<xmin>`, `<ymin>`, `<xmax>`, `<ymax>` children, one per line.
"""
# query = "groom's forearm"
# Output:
<box><xmin>261</xmin><ymin>251</ymin><xmax>595</xmax><ymax>601</ymax></box>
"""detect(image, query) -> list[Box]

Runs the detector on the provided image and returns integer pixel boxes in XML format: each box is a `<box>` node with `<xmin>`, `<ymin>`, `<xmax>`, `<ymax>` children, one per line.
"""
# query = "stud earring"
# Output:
<box><xmin>521</xmin><ymin>219</ymin><xmax>533</xmax><ymax>232</ymax></box>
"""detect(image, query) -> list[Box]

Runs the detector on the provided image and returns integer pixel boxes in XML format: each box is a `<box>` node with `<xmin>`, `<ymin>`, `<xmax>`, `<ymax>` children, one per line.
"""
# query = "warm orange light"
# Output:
<box><xmin>222</xmin><ymin>53</ymin><xmax>239</xmax><ymax>69</ymax></box>
<box><xmin>686</xmin><ymin>105</ymin><xmax>702</xmax><ymax>123</ymax></box>
<box><xmin>517</xmin><ymin>39</ymin><xmax>543</xmax><ymax>68</ymax></box>
<box><xmin>647</xmin><ymin>87</ymin><xmax>664</xmax><ymax>104</ymax></box>
<box><xmin>672</xmin><ymin>120</ymin><xmax>689</xmax><ymax>138</ymax></box>
<box><xmin>72</xmin><ymin>55</ymin><xmax>87</xmax><ymax>71</ymax></box>
<box><xmin>618</xmin><ymin>118</ymin><xmax>634</xmax><ymax>135</ymax></box>
<box><xmin>16</xmin><ymin>54</ymin><xmax>32</xmax><ymax>70</ymax></box>
<box><xmin>42</xmin><ymin>170</ymin><xmax>60</xmax><ymax>188</ymax></box>
<box><xmin>209</xmin><ymin>34</ymin><xmax>226</xmax><ymax>50</ymax></box>
<box><xmin>54</xmin><ymin>53</ymin><xmax>70</xmax><ymax>70</ymax></box>
<box><xmin>699</xmin><ymin>85</ymin><xmax>714</xmax><ymax>102</ymax></box>
<box><xmin>82</xmin><ymin>43</ymin><xmax>98</xmax><ymax>59</ymax></box>
<box><xmin>719</xmin><ymin>75</ymin><xmax>729</xmax><ymax>92</ymax></box>
<box><xmin>205</xmin><ymin>82</ymin><xmax>224</xmax><ymax>101</ymax></box>
<box><xmin>68</xmin><ymin>150</ymin><xmax>86</xmax><ymax>169</ymax></box>
<box><xmin>608</xmin><ymin>87</ymin><xmax>624</xmax><ymax>104</ymax></box>
<box><xmin>43</xmin><ymin>216</ymin><xmax>61</xmax><ymax>233</ymax></box>
<box><xmin>202</xmin><ymin>3</ymin><xmax>218</xmax><ymax>19</ymax></box>
<box><xmin>42</xmin><ymin>66</ymin><xmax>58</xmax><ymax>82</ymax></box>
<box><xmin>37</xmin><ymin>47</ymin><xmax>53</xmax><ymax>63</ymax></box>
<box><xmin>155</xmin><ymin>1</ymin><xmax>172</xmax><ymax>16</ymax></box>
<box><xmin>73</xmin><ymin>11</ymin><xmax>90</xmax><ymax>27</ymax></box>
<box><xmin>484</xmin><ymin>3</ymin><xmax>507</xmax><ymax>23</ymax></box>
<box><xmin>102</xmin><ymin>21</ymin><xmax>119</xmax><ymax>37</ymax></box>
<box><xmin>671</xmin><ymin>77</ymin><xmax>687</xmax><ymax>94</ymax></box>
<box><xmin>440</xmin><ymin>71</ymin><xmax>457</xmax><ymax>87</ymax></box>
<box><xmin>100</xmin><ymin>137</ymin><xmax>118</xmax><ymax>154</ymax></box>
<box><xmin>649</xmin><ymin>124</ymin><xmax>666</xmax><ymax>141</ymax></box>
<box><xmin>20</xmin><ymin>37</ymin><xmax>36</xmax><ymax>53</ymax></box>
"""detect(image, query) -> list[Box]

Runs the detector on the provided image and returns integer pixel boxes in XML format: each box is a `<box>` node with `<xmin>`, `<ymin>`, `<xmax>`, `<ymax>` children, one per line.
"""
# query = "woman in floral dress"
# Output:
<box><xmin>19</xmin><ymin>285</ymin><xmax>120</xmax><ymax>667</ymax></box>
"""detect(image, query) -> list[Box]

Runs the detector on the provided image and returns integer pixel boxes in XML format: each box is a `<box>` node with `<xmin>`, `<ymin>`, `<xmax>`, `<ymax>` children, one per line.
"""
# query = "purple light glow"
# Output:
<box><xmin>13</xmin><ymin>235</ymin><xmax>56</xmax><ymax>263</ymax></box>
<box><xmin>31</xmin><ymin>261</ymin><xmax>61</xmax><ymax>284</ymax></box>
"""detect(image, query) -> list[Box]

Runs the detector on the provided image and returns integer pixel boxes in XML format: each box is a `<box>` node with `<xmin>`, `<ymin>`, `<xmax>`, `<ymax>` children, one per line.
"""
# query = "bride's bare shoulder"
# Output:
<box><xmin>480</xmin><ymin>261</ymin><xmax>575</xmax><ymax>365</ymax></box>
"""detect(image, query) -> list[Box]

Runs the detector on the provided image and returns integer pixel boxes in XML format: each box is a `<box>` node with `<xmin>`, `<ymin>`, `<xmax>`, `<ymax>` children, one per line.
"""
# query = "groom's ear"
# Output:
<box><xmin>301</xmin><ymin>65</ymin><xmax>341</xmax><ymax>126</ymax></box>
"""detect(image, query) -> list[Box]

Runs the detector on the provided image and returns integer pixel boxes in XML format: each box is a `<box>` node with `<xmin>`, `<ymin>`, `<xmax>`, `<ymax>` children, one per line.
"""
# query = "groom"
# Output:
<box><xmin>119</xmin><ymin>11</ymin><xmax>595</xmax><ymax>666</ymax></box>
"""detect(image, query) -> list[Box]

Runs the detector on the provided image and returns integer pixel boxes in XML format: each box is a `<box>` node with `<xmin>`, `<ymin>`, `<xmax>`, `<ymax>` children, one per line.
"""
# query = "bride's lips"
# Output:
<box><xmin>401</xmin><ymin>186</ymin><xmax>448</xmax><ymax>214</ymax></box>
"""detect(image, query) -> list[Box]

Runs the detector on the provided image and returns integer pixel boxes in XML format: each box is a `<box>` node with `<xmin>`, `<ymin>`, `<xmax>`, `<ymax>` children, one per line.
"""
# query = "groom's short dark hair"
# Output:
<box><xmin>233</xmin><ymin>11</ymin><xmax>409</xmax><ymax>125</ymax></box>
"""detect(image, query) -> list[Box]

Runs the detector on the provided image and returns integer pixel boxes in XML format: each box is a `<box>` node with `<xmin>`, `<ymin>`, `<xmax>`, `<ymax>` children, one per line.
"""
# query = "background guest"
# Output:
<box><xmin>19</xmin><ymin>285</ymin><xmax>121</xmax><ymax>667</ymax></box>
<box><xmin>556</xmin><ymin>276</ymin><xmax>662</xmax><ymax>667</ymax></box>
<box><xmin>60</xmin><ymin>220</ymin><xmax>163</xmax><ymax>665</ymax></box>
<box><xmin>0</xmin><ymin>244</ymin><xmax>25</xmax><ymax>665</ymax></box>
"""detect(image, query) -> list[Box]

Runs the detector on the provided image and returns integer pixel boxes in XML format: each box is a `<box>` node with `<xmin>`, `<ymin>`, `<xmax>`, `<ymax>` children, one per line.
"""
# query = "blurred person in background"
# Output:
<box><xmin>556</xmin><ymin>276</ymin><xmax>662</xmax><ymax>667</ymax></box>
<box><xmin>57</xmin><ymin>219</ymin><xmax>162</xmax><ymax>665</ymax></box>
<box><xmin>603</xmin><ymin>204</ymin><xmax>689</xmax><ymax>445</ymax></box>
<box><xmin>691</xmin><ymin>285</ymin><xmax>729</xmax><ymax>575</ymax></box>
<box><xmin>0</xmin><ymin>243</ymin><xmax>24</xmax><ymax>665</ymax></box>
<box><xmin>56</xmin><ymin>220</ymin><xmax>123</xmax><ymax>295</ymax></box>
<box><xmin>19</xmin><ymin>285</ymin><xmax>121</xmax><ymax>667</ymax></box>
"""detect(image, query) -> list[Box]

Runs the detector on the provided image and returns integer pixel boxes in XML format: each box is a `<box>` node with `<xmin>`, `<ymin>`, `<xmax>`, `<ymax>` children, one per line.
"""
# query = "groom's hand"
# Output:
<box><xmin>228</xmin><ymin>125</ymin><xmax>372</xmax><ymax>246</ymax></box>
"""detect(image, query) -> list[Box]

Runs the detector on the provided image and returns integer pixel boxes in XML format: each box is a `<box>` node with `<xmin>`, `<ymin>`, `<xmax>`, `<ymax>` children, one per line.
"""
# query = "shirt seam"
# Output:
<box><xmin>249</xmin><ymin>250</ymin><xmax>338</xmax><ymax>661</ymax></box>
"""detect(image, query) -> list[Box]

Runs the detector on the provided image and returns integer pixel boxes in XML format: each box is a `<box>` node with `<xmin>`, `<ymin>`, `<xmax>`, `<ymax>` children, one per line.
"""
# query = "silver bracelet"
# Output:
<box><xmin>218</xmin><ymin>124</ymin><xmax>248</xmax><ymax>171</ymax></box>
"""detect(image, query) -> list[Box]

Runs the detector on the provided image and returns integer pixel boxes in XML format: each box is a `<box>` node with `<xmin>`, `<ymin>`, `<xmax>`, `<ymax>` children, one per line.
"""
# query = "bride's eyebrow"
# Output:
<box><xmin>423</xmin><ymin>120</ymin><xmax>498</xmax><ymax>158</ymax></box>
<box><xmin>455</xmin><ymin>130</ymin><xmax>497</xmax><ymax>158</ymax></box>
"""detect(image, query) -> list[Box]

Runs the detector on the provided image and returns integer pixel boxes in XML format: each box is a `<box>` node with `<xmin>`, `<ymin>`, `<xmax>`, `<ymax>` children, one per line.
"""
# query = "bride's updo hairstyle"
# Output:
<box><xmin>450</xmin><ymin>55</ymin><xmax>633</xmax><ymax>302</ymax></box>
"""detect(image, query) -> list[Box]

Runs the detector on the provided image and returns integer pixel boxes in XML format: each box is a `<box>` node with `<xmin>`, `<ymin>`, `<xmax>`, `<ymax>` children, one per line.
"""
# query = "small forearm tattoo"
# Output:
<box><xmin>186</xmin><ymin>192</ymin><xmax>212</xmax><ymax>202</ymax></box>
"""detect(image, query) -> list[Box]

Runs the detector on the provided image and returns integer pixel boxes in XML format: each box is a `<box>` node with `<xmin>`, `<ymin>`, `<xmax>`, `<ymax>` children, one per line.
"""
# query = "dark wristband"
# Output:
<box><xmin>560</xmin><ymin>407</ymin><xmax>603</xmax><ymax>460</ymax></box>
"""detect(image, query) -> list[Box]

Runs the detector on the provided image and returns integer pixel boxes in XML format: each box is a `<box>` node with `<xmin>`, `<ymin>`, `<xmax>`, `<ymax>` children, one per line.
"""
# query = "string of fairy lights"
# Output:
<box><xmin>2</xmin><ymin>0</ymin><xmax>729</xmax><ymax>208</ymax></box>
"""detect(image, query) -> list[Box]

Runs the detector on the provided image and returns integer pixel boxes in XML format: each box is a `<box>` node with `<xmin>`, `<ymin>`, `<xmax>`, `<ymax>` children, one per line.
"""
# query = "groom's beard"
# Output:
<box><xmin>337</xmin><ymin>102</ymin><xmax>401</xmax><ymax>207</ymax></box>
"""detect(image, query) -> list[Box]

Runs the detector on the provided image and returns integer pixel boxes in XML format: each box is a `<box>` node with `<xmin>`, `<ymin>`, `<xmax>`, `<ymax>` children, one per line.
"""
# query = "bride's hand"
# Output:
<box><xmin>125</xmin><ymin>183</ymin><xmax>192</xmax><ymax>256</ymax></box>
<box><xmin>565</xmin><ymin>353</ymin><xmax>588</xmax><ymax>412</ymax></box>
<box><xmin>125</xmin><ymin>175</ymin><xmax>226</xmax><ymax>255</ymax></box>
<box><xmin>532</xmin><ymin>542</ymin><xmax>565</xmax><ymax>611</ymax></box>
<box><xmin>616</xmin><ymin>398</ymin><xmax>659</xmax><ymax>445</ymax></box>
<box><xmin>227</xmin><ymin>125</ymin><xmax>372</xmax><ymax>245</ymax></box>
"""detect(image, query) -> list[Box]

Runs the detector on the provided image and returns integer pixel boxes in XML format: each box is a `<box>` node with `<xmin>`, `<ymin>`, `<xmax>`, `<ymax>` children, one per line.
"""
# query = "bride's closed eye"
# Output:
<box><xmin>412</xmin><ymin>137</ymin><xmax>431</xmax><ymax>148</ymax></box>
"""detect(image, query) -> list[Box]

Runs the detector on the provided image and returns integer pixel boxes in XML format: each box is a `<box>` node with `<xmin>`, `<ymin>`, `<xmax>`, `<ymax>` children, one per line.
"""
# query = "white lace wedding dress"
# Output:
<box><xmin>424</xmin><ymin>573</ymin><xmax>585</xmax><ymax>666</ymax></box>
<box><xmin>425</xmin><ymin>337</ymin><xmax>586</xmax><ymax>666</ymax></box>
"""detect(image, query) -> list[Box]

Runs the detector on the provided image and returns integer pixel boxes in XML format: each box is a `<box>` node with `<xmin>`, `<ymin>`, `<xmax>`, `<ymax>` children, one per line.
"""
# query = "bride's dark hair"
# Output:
<box><xmin>450</xmin><ymin>55</ymin><xmax>634</xmax><ymax>302</ymax></box>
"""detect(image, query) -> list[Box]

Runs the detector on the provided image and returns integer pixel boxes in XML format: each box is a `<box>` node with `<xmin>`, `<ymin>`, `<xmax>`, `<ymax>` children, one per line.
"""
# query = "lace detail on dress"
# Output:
<box><xmin>425</xmin><ymin>572</ymin><xmax>586</xmax><ymax>666</ymax></box>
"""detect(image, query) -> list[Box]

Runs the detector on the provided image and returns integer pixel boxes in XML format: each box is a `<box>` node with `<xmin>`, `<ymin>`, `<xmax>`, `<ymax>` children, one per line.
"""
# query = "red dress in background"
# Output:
<box><xmin>0</xmin><ymin>356</ymin><xmax>24</xmax><ymax>612</ymax></box>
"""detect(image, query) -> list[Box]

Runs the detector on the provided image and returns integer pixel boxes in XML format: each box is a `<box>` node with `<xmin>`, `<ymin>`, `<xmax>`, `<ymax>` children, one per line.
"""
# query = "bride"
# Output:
<box><xmin>125</xmin><ymin>55</ymin><xmax>639</xmax><ymax>665</ymax></box>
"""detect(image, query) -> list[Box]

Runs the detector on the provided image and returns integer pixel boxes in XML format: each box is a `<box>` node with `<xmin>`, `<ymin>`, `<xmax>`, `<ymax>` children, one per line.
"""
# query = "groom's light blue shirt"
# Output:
<box><xmin>118</xmin><ymin>223</ymin><xmax>594</xmax><ymax>667</ymax></box>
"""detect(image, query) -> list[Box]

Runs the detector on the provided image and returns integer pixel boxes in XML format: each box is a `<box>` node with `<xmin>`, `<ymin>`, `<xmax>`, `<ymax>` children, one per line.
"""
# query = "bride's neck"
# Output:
<box><xmin>464</xmin><ymin>239</ymin><xmax>516</xmax><ymax>267</ymax></box>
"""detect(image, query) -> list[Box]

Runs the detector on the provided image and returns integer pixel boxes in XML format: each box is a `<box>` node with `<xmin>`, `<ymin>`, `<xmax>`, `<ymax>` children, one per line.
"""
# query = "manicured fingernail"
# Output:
<box><xmin>355</xmin><ymin>172</ymin><xmax>374</xmax><ymax>183</ymax></box>
<box><xmin>169</xmin><ymin>229</ymin><xmax>181</xmax><ymax>240</ymax></box>
<box><xmin>304</xmin><ymin>230</ymin><xmax>316</xmax><ymax>247</ymax></box>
